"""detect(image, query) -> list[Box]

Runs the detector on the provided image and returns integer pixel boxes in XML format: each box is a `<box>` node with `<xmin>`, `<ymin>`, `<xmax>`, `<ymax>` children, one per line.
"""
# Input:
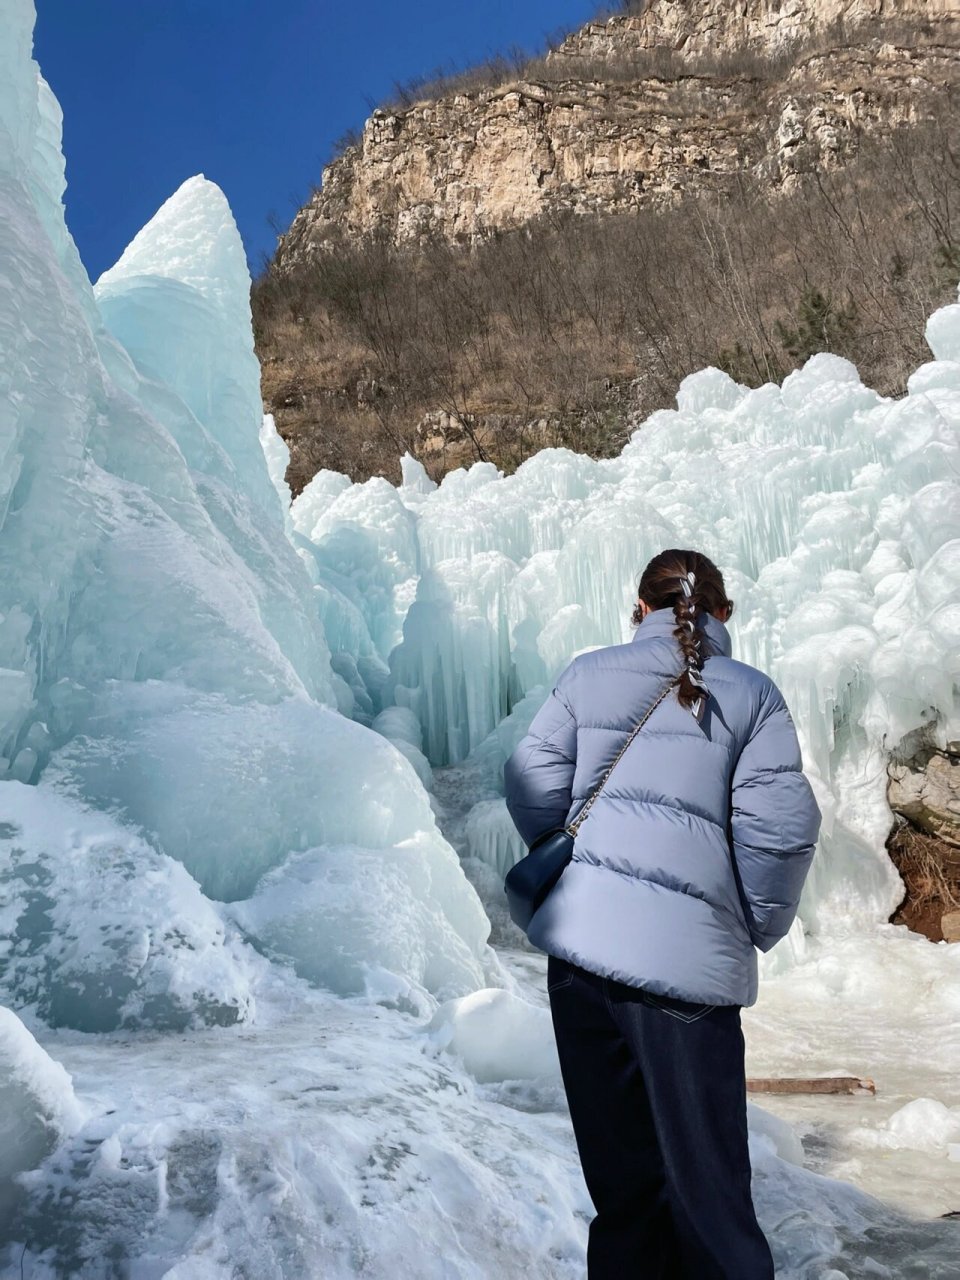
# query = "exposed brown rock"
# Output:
<box><xmin>274</xmin><ymin>1</ymin><xmax>958</xmax><ymax>267</ymax></box>
<box><xmin>886</xmin><ymin>728</ymin><xmax>960</xmax><ymax>941</ymax></box>
<box><xmin>547</xmin><ymin>0</ymin><xmax>955</xmax><ymax>65</ymax></box>
<box><xmin>887</xmin><ymin>733</ymin><xmax>960</xmax><ymax>848</ymax></box>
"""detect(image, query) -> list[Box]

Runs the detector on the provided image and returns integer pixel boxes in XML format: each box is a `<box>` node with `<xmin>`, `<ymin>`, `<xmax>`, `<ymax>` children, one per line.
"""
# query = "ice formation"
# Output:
<box><xmin>297</xmin><ymin>347</ymin><xmax>960</xmax><ymax>949</ymax></box>
<box><xmin>426</xmin><ymin>986</ymin><xmax>560</xmax><ymax>1083</ymax></box>
<box><xmin>0</xmin><ymin>1006</ymin><xmax>83</xmax><ymax>1221</ymax></box>
<box><xmin>0</xmin><ymin>782</ymin><xmax>260</xmax><ymax>1031</ymax></box>
<box><xmin>2</xmin><ymin>0</ymin><xmax>960</xmax><ymax>1272</ymax></box>
<box><xmin>862</xmin><ymin>1098</ymin><xmax>960</xmax><ymax>1155</ymax></box>
<box><xmin>0</xmin><ymin>0</ymin><xmax>492</xmax><ymax>1038</ymax></box>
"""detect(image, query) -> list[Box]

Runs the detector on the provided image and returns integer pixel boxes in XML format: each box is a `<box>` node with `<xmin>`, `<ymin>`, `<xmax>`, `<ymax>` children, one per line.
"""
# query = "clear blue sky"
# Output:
<box><xmin>33</xmin><ymin>0</ymin><xmax>603</xmax><ymax>282</ymax></box>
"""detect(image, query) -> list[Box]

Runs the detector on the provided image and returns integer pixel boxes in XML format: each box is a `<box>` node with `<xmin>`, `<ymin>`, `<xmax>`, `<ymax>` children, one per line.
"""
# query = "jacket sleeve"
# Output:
<box><xmin>730</xmin><ymin>680</ymin><xmax>822</xmax><ymax>953</ymax></box>
<box><xmin>503</xmin><ymin>673</ymin><xmax>578</xmax><ymax>848</ymax></box>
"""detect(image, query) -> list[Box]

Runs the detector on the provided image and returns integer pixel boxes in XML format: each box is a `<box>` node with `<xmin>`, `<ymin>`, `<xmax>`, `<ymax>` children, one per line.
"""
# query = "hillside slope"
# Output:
<box><xmin>254</xmin><ymin>0</ymin><xmax>959</xmax><ymax>490</ymax></box>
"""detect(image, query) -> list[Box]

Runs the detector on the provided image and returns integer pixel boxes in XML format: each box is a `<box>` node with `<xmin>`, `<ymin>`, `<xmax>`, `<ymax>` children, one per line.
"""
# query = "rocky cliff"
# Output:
<box><xmin>276</xmin><ymin>0</ymin><xmax>958</xmax><ymax>266</ymax></box>
<box><xmin>887</xmin><ymin>729</ymin><xmax>960</xmax><ymax>942</ymax></box>
<box><xmin>548</xmin><ymin>0</ymin><xmax>955</xmax><ymax>62</ymax></box>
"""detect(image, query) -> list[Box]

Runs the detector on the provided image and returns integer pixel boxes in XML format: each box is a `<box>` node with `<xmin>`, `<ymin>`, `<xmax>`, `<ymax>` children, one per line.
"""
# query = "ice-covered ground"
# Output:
<box><xmin>2</xmin><ymin>0</ymin><xmax>959</xmax><ymax>1273</ymax></box>
<box><xmin>740</xmin><ymin>932</ymin><xmax>960</xmax><ymax>1219</ymax></box>
<box><xmin>4</xmin><ymin>949</ymin><xmax>959</xmax><ymax>1280</ymax></box>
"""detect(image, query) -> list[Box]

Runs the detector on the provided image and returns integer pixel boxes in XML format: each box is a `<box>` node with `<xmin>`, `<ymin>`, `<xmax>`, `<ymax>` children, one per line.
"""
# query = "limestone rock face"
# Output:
<box><xmin>275</xmin><ymin>0</ymin><xmax>958</xmax><ymax>267</ymax></box>
<box><xmin>546</xmin><ymin>0</ymin><xmax>955</xmax><ymax>64</ymax></box>
<box><xmin>886</xmin><ymin>730</ymin><xmax>960</xmax><ymax>943</ymax></box>
<box><xmin>888</xmin><ymin>737</ymin><xmax>960</xmax><ymax>848</ymax></box>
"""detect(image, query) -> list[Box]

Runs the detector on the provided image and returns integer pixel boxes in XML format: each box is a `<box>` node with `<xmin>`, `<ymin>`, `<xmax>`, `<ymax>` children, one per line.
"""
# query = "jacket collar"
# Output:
<box><xmin>631</xmin><ymin>605</ymin><xmax>732</xmax><ymax>659</ymax></box>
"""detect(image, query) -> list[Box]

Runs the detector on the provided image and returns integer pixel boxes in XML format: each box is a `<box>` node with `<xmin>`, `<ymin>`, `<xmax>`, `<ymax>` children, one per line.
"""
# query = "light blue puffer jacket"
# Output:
<box><xmin>503</xmin><ymin>606</ymin><xmax>822</xmax><ymax>1006</ymax></box>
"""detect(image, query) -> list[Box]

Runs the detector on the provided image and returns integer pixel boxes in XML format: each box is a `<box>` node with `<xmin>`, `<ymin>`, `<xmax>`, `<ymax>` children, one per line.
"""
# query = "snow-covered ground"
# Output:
<box><xmin>5</xmin><ymin>936</ymin><xmax>958</xmax><ymax>1278</ymax></box>
<box><xmin>742</xmin><ymin>932</ymin><xmax>960</xmax><ymax>1223</ymax></box>
<box><xmin>2</xmin><ymin>0</ymin><xmax>960</xmax><ymax>1273</ymax></box>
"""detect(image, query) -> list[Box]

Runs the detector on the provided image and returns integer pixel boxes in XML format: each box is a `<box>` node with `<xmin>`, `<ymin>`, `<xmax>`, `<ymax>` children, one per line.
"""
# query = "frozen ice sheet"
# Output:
<box><xmin>4</xmin><ymin>957</ymin><xmax>959</xmax><ymax>1279</ymax></box>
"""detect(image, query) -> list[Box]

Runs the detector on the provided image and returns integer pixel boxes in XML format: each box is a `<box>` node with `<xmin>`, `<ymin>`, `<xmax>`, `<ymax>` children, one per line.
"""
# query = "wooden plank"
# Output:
<box><xmin>747</xmin><ymin>1076</ymin><xmax>876</xmax><ymax>1096</ymax></box>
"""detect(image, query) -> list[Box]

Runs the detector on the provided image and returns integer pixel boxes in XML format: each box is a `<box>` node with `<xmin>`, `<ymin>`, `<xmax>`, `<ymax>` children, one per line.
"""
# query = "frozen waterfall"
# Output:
<box><xmin>294</xmin><ymin>344</ymin><xmax>960</xmax><ymax>950</ymax></box>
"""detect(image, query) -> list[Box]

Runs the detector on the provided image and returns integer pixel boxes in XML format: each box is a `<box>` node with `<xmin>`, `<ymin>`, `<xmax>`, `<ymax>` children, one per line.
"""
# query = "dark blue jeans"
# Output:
<box><xmin>547</xmin><ymin>954</ymin><xmax>774</xmax><ymax>1280</ymax></box>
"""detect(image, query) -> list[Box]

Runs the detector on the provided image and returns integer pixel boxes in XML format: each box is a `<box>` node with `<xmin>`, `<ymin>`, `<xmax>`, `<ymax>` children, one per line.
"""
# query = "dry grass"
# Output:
<box><xmin>888</xmin><ymin>821</ymin><xmax>960</xmax><ymax>942</ymax></box>
<box><xmin>253</xmin><ymin>116</ymin><xmax>960</xmax><ymax>490</ymax></box>
<box><xmin>368</xmin><ymin>13</ymin><xmax>942</xmax><ymax>117</ymax></box>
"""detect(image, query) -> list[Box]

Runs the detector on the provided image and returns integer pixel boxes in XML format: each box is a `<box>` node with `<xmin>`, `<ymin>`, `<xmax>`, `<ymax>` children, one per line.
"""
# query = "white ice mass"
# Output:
<box><xmin>1</xmin><ymin>0</ymin><xmax>959</xmax><ymax>1274</ymax></box>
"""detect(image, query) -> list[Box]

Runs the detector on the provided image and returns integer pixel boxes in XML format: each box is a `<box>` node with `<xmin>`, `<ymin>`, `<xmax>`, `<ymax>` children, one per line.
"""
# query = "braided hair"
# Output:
<box><xmin>631</xmin><ymin>550</ymin><xmax>734</xmax><ymax>715</ymax></box>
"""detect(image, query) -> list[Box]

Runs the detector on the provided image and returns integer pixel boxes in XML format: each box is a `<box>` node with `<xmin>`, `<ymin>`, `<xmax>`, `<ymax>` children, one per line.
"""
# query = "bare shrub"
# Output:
<box><xmin>254</xmin><ymin>115</ymin><xmax>960</xmax><ymax>489</ymax></box>
<box><xmin>888</xmin><ymin>818</ymin><xmax>960</xmax><ymax>942</ymax></box>
<box><xmin>363</xmin><ymin>11</ymin><xmax>938</xmax><ymax>124</ymax></box>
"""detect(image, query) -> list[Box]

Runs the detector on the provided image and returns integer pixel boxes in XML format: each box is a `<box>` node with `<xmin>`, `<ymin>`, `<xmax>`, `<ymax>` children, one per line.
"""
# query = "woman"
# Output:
<box><xmin>503</xmin><ymin>548</ymin><xmax>821</xmax><ymax>1280</ymax></box>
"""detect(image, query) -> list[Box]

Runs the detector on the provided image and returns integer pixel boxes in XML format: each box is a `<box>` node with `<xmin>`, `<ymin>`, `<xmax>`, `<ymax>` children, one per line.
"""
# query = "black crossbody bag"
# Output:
<box><xmin>504</xmin><ymin>673</ymin><xmax>682</xmax><ymax>931</ymax></box>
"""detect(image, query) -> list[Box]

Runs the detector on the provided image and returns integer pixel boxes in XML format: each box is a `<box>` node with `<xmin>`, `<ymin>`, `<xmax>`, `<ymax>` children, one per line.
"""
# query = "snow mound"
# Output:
<box><xmin>234</xmin><ymin>838</ymin><xmax>485</xmax><ymax>1006</ymax></box>
<box><xmin>0</xmin><ymin>782</ymin><xmax>260</xmax><ymax>1030</ymax></box>
<box><xmin>886</xmin><ymin>1098</ymin><xmax>960</xmax><ymax>1153</ymax></box>
<box><xmin>0</xmin><ymin>1005</ymin><xmax>82</xmax><ymax>1221</ymax></box>
<box><xmin>427</xmin><ymin>987</ymin><xmax>560</xmax><ymax>1083</ymax></box>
